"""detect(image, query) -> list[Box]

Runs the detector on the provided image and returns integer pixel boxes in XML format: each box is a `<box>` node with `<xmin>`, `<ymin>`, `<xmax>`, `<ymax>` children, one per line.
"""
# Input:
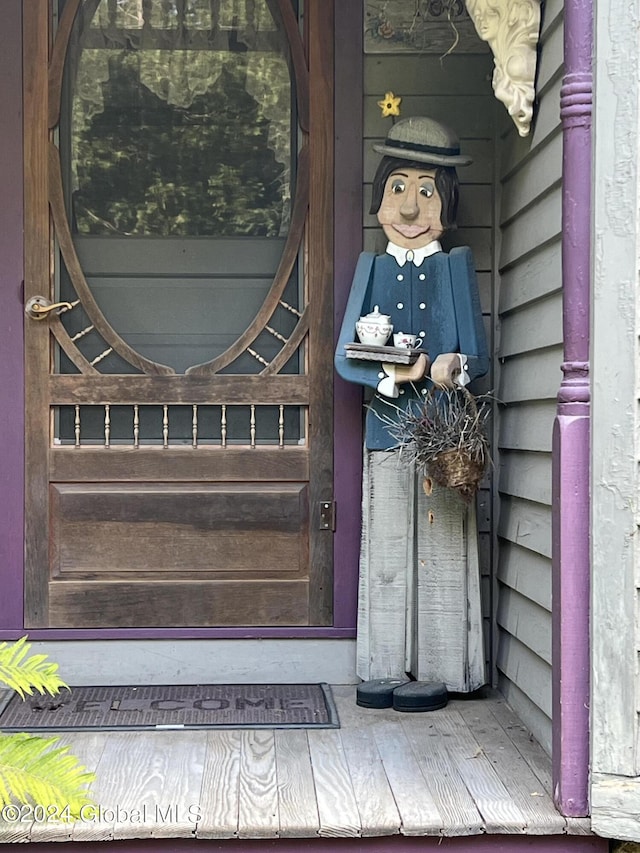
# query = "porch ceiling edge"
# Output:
<box><xmin>552</xmin><ymin>0</ymin><xmax>593</xmax><ymax>820</ymax></box>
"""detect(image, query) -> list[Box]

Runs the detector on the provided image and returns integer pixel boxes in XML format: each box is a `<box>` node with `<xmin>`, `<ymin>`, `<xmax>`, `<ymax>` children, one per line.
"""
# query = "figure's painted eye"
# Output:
<box><xmin>391</xmin><ymin>179</ymin><xmax>405</xmax><ymax>194</ymax></box>
<box><xmin>420</xmin><ymin>182</ymin><xmax>435</xmax><ymax>198</ymax></box>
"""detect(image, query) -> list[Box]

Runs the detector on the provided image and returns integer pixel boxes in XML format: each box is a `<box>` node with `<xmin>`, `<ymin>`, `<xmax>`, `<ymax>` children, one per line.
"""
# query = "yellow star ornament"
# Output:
<box><xmin>378</xmin><ymin>91</ymin><xmax>402</xmax><ymax>118</ymax></box>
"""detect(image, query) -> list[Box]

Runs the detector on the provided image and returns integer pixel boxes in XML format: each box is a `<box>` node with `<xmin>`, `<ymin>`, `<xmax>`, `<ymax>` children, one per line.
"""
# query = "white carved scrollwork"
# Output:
<box><xmin>464</xmin><ymin>0</ymin><xmax>541</xmax><ymax>136</ymax></box>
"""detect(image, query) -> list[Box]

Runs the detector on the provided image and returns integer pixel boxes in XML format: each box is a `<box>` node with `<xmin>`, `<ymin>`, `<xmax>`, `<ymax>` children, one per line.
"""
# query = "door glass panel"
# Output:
<box><xmin>57</xmin><ymin>0</ymin><xmax>298</xmax><ymax>376</ymax></box>
<box><xmin>66</xmin><ymin>1</ymin><xmax>292</xmax><ymax>239</ymax></box>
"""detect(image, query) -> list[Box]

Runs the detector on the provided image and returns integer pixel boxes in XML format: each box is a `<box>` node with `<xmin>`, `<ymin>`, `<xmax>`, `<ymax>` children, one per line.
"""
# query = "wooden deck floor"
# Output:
<box><xmin>0</xmin><ymin>688</ymin><xmax>591</xmax><ymax>843</ymax></box>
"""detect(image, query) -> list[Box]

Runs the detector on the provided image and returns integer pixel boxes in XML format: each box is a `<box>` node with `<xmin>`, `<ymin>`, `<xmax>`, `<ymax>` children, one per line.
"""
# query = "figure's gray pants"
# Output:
<box><xmin>357</xmin><ymin>449</ymin><xmax>486</xmax><ymax>691</ymax></box>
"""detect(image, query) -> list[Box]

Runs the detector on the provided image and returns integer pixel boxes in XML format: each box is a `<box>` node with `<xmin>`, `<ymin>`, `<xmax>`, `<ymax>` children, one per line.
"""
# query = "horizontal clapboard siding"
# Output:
<box><xmin>497</xmin><ymin>541</ymin><xmax>552</xmax><ymax>611</ymax></box>
<box><xmin>494</xmin><ymin>0</ymin><xmax>564</xmax><ymax>754</ymax></box>
<box><xmin>498</xmin><ymin>401</ymin><xmax>555</xmax><ymax>452</ymax></box>
<box><xmin>497</xmin><ymin>497</ymin><xmax>552</xmax><ymax>561</ymax></box>
<box><xmin>498</xmin><ymin>450</ymin><xmax>552</xmax><ymax>505</ymax></box>
<box><xmin>363</xmin><ymin>47</ymin><xmax>497</xmax><ymax>668</ymax></box>
<box><xmin>497</xmin><ymin>667</ymin><xmax>553</xmax><ymax>757</ymax></box>
<box><xmin>499</xmin><ymin>295</ymin><xmax>563</xmax><ymax>357</ymax></box>
<box><xmin>499</xmin><ymin>347</ymin><xmax>562</xmax><ymax>404</ymax></box>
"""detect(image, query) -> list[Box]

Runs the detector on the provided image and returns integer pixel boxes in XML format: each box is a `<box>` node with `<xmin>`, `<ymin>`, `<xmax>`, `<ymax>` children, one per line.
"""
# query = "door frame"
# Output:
<box><xmin>0</xmin><ymin>0</ymin><xmax>24</xmax><ymax>633</ymax></box>
<box><xmin>6</xmin><ymin>0</ymin><xmax>363</xmax><ymax>638</ymax></box>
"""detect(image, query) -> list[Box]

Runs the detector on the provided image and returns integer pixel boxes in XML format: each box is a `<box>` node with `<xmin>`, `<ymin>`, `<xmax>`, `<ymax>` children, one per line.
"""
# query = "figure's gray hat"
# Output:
<box><xmin>373</xmin><ymin>116</ymin><xmax>472</xmax><ymax>167</ymax></box>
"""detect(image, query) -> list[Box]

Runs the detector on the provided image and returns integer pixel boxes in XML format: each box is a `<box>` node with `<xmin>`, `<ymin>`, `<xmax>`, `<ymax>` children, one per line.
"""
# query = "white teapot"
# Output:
<box><xmin>355</xmin><ymin>306</ymin><xmax>393</xmax><ymax>347</ymax></box>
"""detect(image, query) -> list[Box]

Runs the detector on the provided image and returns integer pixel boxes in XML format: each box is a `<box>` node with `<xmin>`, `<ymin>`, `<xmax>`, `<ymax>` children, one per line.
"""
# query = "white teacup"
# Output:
<box><xmin>393</xmin><ymin>332</ymin><xmax>422</xmax><ymax>350</ymax></box>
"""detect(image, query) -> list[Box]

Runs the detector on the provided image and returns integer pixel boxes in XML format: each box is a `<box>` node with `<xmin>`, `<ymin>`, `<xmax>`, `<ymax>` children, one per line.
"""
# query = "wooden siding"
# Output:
<box><xmin>363</xmin><ymin>47</ymin><xmax>497</xmax><ymax>671</ymax></box>
<box><xmin>494</xmin><ymin>0</ymin><xmax>564</xmax><ymax>756</ymax></box>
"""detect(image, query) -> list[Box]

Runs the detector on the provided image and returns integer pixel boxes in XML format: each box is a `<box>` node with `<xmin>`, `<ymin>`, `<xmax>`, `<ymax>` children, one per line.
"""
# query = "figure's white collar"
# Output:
<box><xmin>385</xmin><ymin>239</ymin><xmax>442</xmax><ymax>266</ymax></box>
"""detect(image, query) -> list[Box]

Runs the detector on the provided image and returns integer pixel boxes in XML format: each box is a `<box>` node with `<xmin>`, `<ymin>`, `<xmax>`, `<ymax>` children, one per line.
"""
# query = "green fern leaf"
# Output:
<box><xmin>0</xmin><ymin>733</ymin><xmax>94</xmax><ymax>817</ymax></box>
<box><xmin>0</xmin><ymin>637</ymin><xmax>68</xmax><ymax>698</ymax></box>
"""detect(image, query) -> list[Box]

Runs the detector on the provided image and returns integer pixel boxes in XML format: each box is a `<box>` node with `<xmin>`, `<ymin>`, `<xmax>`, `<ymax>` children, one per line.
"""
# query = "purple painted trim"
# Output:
<box><xmin>0</xmin><ymin>0</ymin><xmax>25</xmax><ymax>632</ymax></box>
<box><xmin>0</xmin><ymin>838</ymin><xmax>609</xmax><ymax>853</ymax></box>
<box><xmin>552</xmin><ymin>0</ymin><xmax>593</xmax><ymax>817</ymax></box>
<box><xmin>0</xmin><ymin>627</ymin><xmax>356</xmax><ymax>641</ymax></box>
<box><xmin>332</xmin><ymin>1</ymin><xmax>363</xmax><ymax>628</ymax></box>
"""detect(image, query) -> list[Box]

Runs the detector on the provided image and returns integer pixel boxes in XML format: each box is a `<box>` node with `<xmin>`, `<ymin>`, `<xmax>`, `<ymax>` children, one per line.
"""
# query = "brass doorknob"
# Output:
<box><xmin>25</xmin><ymin>296</ymin><xmax>74</xmax><ymax>320</ymax></box>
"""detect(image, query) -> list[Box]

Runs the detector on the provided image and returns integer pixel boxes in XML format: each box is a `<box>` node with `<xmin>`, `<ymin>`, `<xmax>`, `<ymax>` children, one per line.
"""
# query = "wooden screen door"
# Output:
<box><xmin>23</xmin><ymin>0</ymin><xmax>334</xmax><ymax>629</ymax></box>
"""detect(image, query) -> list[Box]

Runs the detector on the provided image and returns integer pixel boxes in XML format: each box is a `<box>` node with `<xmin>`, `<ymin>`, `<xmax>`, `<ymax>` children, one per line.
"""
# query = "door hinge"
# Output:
<box><xmin>318</xmin><ymin>500</ymin><xmax>336</xmax><ymax>531</ymax></box>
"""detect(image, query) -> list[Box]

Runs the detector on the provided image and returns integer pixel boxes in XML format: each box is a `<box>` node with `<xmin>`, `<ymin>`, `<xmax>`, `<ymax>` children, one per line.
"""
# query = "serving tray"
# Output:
<box><xmin>344</xmin><ymin>342</ymin><xmax>422</xmax><ymax>364</ymax></box>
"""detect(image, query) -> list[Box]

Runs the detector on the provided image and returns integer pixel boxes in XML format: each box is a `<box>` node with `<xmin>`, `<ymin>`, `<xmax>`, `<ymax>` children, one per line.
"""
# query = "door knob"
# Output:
<box><xmin>25</xmin><ymin>296</ymin><xmax>74</xmax><ymax>320</ymax></box>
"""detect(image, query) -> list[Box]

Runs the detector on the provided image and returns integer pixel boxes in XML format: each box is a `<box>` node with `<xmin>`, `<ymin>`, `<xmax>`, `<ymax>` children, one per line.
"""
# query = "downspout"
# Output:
<box><xmin>551</xmin><ymin>0</ymin><xmax>592</xmax><ymax>817</ymax></box>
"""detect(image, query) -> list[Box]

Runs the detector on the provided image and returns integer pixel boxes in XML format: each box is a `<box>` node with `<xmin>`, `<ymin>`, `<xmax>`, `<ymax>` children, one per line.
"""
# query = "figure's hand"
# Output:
<box><xmin>430</xmin><ymin>353</ymin><xmax>461</xmax><ymax>388</ymax></box>
<box><xmin>377</xmin><ymin>364</ymin><xmax>399</xmax><ymax>398</ymax></box>
<box><xmin>395</xmin><ymin>353</ymin><xmax>430</xmax><ymax>384</ymax></box>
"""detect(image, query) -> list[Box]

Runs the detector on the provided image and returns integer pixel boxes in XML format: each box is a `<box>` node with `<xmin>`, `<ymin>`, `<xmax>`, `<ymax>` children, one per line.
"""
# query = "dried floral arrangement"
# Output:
<box><xmin>381</xmin><ymin>387</ymin><xmax>493</xmax><ymax>502</ymax></box>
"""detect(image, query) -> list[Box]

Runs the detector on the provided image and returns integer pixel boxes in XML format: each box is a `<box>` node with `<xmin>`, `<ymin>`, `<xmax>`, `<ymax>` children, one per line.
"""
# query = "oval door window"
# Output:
<box><xmin>57</xmin><ymin>0</ymin><xmax>298</xmax><ymax>375</ymax></box>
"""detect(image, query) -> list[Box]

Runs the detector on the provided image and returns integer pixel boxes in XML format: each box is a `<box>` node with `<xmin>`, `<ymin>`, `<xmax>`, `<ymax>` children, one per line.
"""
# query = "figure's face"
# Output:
<box><xmin>377</xmin><ymin>167</ymin><xmax>444</xmax><ymax>249</ymax></box>
<box><xmin>469</xmin><ymin>4</ymin><xmax>501</xmax><ymax>41</ymax></box>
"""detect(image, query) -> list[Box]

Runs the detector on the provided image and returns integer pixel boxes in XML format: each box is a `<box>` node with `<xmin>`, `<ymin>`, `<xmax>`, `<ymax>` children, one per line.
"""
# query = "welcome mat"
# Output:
<box><xmin>0</xmin><ymin>683</ymin><xmax>339</xmax><ymax>731</ymax></box>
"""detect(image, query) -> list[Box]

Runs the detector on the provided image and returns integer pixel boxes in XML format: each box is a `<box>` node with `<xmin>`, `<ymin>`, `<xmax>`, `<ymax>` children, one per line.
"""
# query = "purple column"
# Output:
<box><xmin>552</xmin><ymin>0</ymin><xmax>592</xmax><ymax>817</ymax></box>
<box><xmin>0</xmin><ymin>0</ymin><xmax>25</xmax><ymax>631</ymax></box>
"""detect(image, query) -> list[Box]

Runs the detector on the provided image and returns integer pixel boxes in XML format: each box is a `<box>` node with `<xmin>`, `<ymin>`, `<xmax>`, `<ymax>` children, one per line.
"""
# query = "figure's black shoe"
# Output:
<box><xmin>356</xmin><ymin>677</ymin><xmax>410</xmax><ymax>709</ymax></box>
<box><xmin>392</xmin><ymin>681</ymin><xmax>448</xmax><ymax>712</ymax></box>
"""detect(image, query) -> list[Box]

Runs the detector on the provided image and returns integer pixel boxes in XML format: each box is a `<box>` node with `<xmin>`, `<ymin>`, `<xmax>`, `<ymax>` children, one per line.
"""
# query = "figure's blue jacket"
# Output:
<box><xmin>335</xmin><ymin>247</ymin><xmax>489</xmax><ymax>450</ymax></box>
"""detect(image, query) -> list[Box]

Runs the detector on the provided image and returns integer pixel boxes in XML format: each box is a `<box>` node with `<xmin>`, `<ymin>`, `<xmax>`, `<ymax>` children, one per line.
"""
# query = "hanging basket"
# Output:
<box><xmin>426</xmin><ymin>447</ymin><xmax>487</xmax><ymax>502</ymax></box>
<box><xmin>385</xmin><ymin>386</ymin><xmax>492</xmax><ymax>503</ymax></box>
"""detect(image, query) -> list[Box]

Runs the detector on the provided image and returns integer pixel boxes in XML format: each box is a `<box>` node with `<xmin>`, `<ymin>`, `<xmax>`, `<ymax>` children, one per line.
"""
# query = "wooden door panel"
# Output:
<box><xmin>51</xmin><ymin>483</ymin><xmax>309</xmax><ymax>578</ymax></box>
<box><xmin>48</xmin><ymin>581</ymin><xmax>310</xmax><ymax>628</ymax></box>
<box><xmin>50</xmin><ymin>447</ymin><xmax>310</xmax><ymax>482</ymax></box>
<box><xmin>23</xmin><ymin>0</ymin><xmax>334</xmax><ymax>630</ymax></box>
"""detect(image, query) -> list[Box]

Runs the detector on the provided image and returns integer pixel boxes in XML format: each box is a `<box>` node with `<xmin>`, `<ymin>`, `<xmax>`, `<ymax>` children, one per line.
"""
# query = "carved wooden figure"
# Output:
<box><xmin>335</xmin><ymin>116</ymin><xmax>489</xmax><ymax>691</ymax></box>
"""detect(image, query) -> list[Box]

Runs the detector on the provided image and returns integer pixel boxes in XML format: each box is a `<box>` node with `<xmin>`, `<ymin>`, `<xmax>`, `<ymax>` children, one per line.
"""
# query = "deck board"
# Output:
<box><xmin>369</xmin><ymin>718</ymin><xmax>444</xmax><ymax>835</ymax></box>
<box><xmin>432</xmin><ymin>711</ymin><xmax>530</xmax><ymax>833</ymax></box>
<box><xmin>337</xmin><ymin>701</ymin><xmax>402</xmax><ymax>837</ymax></box>
<box><xmin>487</xmin><ymin>697</ymin><xmax>555</xmax><ymax>794</ymax></box>
<box><xmin>457</xmin><ymin>701</ymin><xmax>566</xmax><ymax>834</ymax></box>
<box><xmin>237</xmin><ymin>730</ymin><xmax>279</xmax><ymax>839</ymax></box>
<box><xmin>27</xmin><ymin>732</ymin><xmax>108</xmax><ymax>843</ymax></box>
<box><xmin>197</xmin><ymin>730</ymin><xmax>242</xmax><ymax>839</ymax></box>
<box><xmin>0</xmin><ymin>689</ymin><xmax>594</xmax><ymax>842</ymax></box>
<box><xmin>274</xmin><ymin>729</ymin><xmax>320</xmax><ymax>837</ymax></box>
<box><xmin>307</xmin><ymin>728</ymin><xmax>361</xmax><ymax>837</ymax></box>
<box><xmin>400</xmin><ymin>714</ymin><xmax>485</xmax><ymax>836</ymax></box>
